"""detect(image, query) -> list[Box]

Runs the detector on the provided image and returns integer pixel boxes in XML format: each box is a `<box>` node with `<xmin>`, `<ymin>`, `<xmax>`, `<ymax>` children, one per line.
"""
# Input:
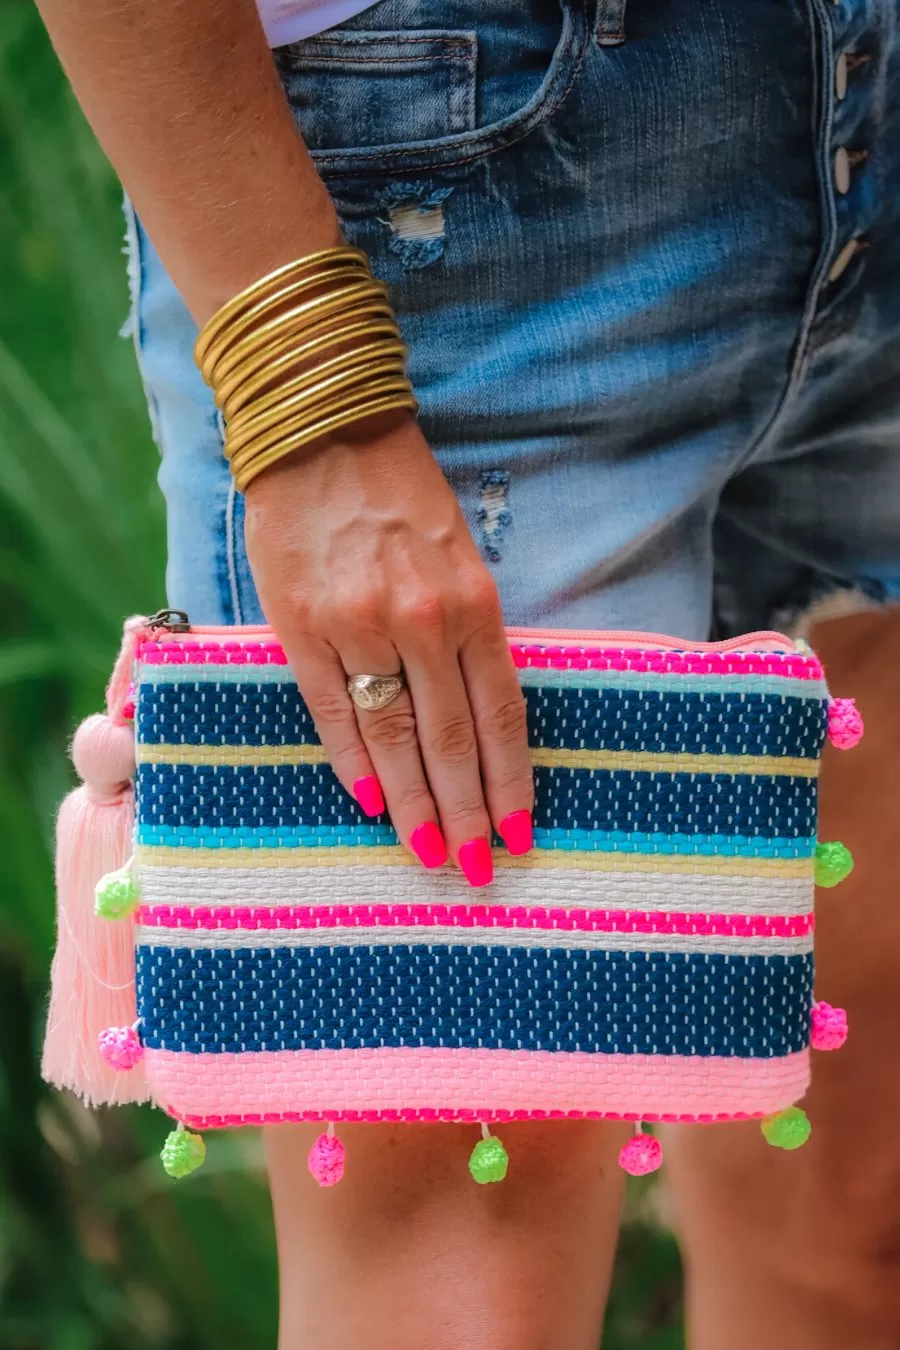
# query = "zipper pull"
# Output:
<box><xmin>146</xmin><ymin>608</ymin><xmax>191</xmax><ymax>633</ymax></box>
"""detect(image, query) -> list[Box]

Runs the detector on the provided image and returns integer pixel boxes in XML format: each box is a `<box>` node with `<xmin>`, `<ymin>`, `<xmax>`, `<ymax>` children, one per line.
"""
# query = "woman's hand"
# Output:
<box><xmin>244</xmin><ymin>413</ymin><xmax>534</xmax><ymax>885</ymax></box>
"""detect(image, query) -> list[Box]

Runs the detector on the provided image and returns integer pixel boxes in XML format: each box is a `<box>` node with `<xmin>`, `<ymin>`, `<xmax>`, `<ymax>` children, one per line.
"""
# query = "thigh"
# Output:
<box><xmin>665</xmin><ymin>610</ymin><xmax>900</xmax><ymax>1349</ymax></box>
<box><xmin>672</xmin><ymin>5</ymin><xmax>900</xmax><ymax>1340</ymax></box>
<box><xmin>267</xmin><ymin>1118</ymin><xmax>628</xmax><ymax>1350</ymax></box>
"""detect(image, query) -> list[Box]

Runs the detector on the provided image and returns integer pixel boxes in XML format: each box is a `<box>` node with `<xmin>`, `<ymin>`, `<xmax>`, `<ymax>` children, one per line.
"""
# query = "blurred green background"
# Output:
<box><xmin>0</xmin><ymin>4</ymin><xmax>683</xmax><ymax>1345</ymax></box>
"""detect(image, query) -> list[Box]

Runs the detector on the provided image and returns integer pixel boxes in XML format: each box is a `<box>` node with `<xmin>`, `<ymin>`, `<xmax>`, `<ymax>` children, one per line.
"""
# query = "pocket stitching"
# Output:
<box><xmin>311</xmin><ymin>9</ymin><xmax>588</xmax><ymax>177</ymax></box>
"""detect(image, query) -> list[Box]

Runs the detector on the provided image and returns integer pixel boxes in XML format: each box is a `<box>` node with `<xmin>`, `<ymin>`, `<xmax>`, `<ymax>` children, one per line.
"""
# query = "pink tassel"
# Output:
<box><xmin>41</xmin><ymin>710</ymin><xmax>150</xmax><ymax>1106</ymax></box>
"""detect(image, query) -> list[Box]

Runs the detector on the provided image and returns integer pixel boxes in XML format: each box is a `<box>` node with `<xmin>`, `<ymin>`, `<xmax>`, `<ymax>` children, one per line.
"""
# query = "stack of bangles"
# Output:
<box><xmin>193</xmin><ymin>245</ymin><xmax>418</xmax><ymax>492</ymax></box>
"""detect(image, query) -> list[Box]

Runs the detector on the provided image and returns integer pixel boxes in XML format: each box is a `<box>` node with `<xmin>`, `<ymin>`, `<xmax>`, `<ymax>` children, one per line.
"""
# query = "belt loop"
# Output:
<box><xmin>595</xmin><ymin>0</ymin><xmax>627</xmax><ymax>45</ymax></box>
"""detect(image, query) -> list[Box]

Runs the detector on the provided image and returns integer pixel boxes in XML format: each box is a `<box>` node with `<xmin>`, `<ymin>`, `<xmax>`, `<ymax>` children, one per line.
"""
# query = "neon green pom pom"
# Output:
<box><xmin>761</xmin><ymin>1107</ymin><xmax>811</xmax><ymax>1151</ymax></box>
<box><xmin>94</xmin><ymin>861</ymin><xmax>138</xmax><ymax>919</ymax></box>
<box><xmin>160</xmin><ymin>1124</ymin><xmax>206</xmax><ymax>1178</ymax></box>
<box><xmin>468</xmin><ymin>1134</ymin><xmax>509</xmax><ymax>1184</ymax></box>
<box><xmin>815</xmin><ymin>841</ymin><xmax>854</xmax><ymax>889</ymax></box>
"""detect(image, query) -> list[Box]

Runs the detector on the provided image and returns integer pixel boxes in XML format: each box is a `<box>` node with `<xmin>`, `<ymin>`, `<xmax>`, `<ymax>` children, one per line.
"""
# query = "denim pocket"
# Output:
<box><xmin>276</xmin><ymin>2</ymin><xmax>585</xmax><ymax>179</ymax></box>
<box><xmin>275</xmin><ymin>29</ymin><xmax>478</xmax><ymax>151</ymax></box>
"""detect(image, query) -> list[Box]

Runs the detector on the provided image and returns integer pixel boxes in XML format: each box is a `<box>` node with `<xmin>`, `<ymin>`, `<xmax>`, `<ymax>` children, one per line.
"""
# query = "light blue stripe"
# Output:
<box><xmin>135</xmin><ymin>822</ymin><xmax>816</xmax><ymax>857</ymax></box>
<box><xmin>139</xmin><ymin>662</ymin><xmax>291</xmax><ymax>685</ymax></box>
<box><xmin>137</xmin><ymin>662</ymin><xmax>825</xmax><ymax>700</ymax></box>
<box><xmin>517</xmin><ymin>668</ymin><xmax>825</xmax><ymax>700</ymax></box>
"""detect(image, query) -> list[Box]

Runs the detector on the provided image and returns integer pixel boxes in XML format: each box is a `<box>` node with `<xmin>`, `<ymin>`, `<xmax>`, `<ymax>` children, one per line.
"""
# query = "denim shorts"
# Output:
<box><xmin>126</xmin><ymin>0</ymin><xmax>900</xmax><ymax>639</ymax></box>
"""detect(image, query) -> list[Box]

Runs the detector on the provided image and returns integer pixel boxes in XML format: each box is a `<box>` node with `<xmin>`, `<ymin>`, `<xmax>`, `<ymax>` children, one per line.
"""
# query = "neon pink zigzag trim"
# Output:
<box><xmin>137</xmin><ymin>639</ymin><xmax>823</xmax><ymax>680</ymax></box>
<box><xmin>138</xmin><ymin>903</ymin><xmax>814</xmax><ymax>939</ymax></box>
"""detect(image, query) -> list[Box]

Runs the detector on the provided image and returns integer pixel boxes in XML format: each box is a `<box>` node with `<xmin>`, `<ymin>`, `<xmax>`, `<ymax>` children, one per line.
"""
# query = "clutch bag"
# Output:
<box><xmin>43</xmin><ymin>610</ymin><xmax>861</xmax><ymax>1184</ymax></box>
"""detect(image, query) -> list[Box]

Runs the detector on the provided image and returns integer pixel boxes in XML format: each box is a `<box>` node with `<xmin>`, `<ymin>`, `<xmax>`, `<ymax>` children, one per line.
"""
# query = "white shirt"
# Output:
<box><xmin>257</xmin><ymin>0</ymin><xmax>379</xmax><ymax>46</ymax></box>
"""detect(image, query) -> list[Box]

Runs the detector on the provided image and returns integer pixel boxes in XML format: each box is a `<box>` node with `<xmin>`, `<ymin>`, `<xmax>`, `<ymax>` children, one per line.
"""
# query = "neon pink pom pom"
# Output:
<box><xmin>71</xmin><ymin>714</ymin><xmax>136</xmax><ymax>799</ymax></box>
<box><xmin>619</xmin><ymin>1132</ymin><xmax>663</xmax><ymax>1176</ymax></box>
<box><xmin>307</xmin><ymin>1131</ymin><xmax>346</xmax><ymax>1186</ymax></box>
<box><xmin>810</xmin><ymin>1000</ymin><xmax>848</xmax><ymax>1051</ymax></box>
<box><xmin>97</xmin><ymin>1024</ymin><xmax>144</xmax><ymax>1070</ymax></box>
<box><xmin>828</xmin><ymin>698</ymin><xmax>864</xmax><ymax>750</ymax></box>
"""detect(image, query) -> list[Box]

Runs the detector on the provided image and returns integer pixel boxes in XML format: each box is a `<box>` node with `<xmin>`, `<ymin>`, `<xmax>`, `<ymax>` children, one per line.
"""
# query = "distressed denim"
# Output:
<box><xmin>125</xmin><ymin>0</ymin><xmax>900</xmax><ymax>637</ymax></box>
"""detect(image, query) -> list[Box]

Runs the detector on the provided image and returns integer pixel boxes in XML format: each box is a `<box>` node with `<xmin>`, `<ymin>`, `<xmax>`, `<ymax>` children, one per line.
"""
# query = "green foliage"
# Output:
<box><xmin>0</xmin><ymin>5</ymin><xmax>683</xmax><ymax>1345</ymax></box>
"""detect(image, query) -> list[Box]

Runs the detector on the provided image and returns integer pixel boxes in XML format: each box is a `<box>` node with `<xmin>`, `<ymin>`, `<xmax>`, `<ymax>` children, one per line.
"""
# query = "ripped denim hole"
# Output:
<box><xmin>478</xmin><ymin>471</ymin><xmax>512</xmax><ymax>562</ymax></box>
<box><xmin>377</xmin><ymin>183</ymin><xmax>454</xmax><ymax>269</ymax></box>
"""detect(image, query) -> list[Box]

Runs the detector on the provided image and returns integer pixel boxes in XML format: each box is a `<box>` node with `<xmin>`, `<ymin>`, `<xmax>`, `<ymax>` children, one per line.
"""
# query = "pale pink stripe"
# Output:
<box><xmin>136</xmin><ymin>638</ymin><xmax>823</xmax><ymax>680</ymax></box>
<box><xmin>137</xmin><ymin>902</ymin><xmax>814</xmax><ymax>939</ymax></box>
<box><xmin>144</xmin><ymin>1046</ymin><xmax>809</xmax><ymax>1127</ymax></box>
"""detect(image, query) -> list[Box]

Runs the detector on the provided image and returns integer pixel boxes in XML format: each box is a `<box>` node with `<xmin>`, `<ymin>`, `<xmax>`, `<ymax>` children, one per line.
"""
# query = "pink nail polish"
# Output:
<box><xmin>353</xmin><ymin>775</ymin><xmax>385</xmax><ymax>817</ymax></box>
<box><xmin>458</xmin><ymin>837</ymin><xmax>493</xmax><ymax>888</ymax></box>
<box><xmin>499</xmin><ymin>810</ymin><xmax>533</xmax><ymax>856</ymax></box>
<box><xmin>410</xmin><ymin>821</ymin><xmax>448</xmax><ymax>869</ymax></box>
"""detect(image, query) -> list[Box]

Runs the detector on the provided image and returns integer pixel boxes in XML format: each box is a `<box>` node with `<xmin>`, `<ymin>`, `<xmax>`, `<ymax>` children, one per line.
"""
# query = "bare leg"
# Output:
<box><xmin>267</xmin><ymin>1119</ymin><xmax>628</xmax><ymax>1350</ymax></box>
<box><xmin>665</xmin><ymin>610</ymin><xmax>900</xmax><ymax>1349</ymax></box>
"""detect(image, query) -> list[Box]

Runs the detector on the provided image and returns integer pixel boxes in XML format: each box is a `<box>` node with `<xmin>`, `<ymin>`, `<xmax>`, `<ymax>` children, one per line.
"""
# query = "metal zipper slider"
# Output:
<box><xmin>147</xmin><ymin>608</ymin><xmax>191</xmax><ymax>632</ymax></box>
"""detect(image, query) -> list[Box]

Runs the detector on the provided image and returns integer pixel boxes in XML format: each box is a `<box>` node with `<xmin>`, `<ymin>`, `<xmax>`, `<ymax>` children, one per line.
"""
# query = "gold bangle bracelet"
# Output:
<box><xmin>226</xmin><ymin>374</ymin><xmax>415</xmax><ymax>466</ymax></box>
<box><xmin>215</xmin><ymin>309</ymin><xmax>400</xmax><ymax>414</ymax></box>
<box><xmin>202</xmin><ymin>278</ymin><xmax>390</xmax><ymax>384</ymax></box>
<box><xmin>233</xmin><ymin>394</ymin><xmax>418</xmax><ymax>493</ymax></box>
<box><xmin>193</xmin><ymin>246</ymin><xmax>369</xmax><ymax>366</ymax></box>
<box><xmin>199</xmin><ymin>260</ymin><xmax>372</xmax><ymax>375</ymax></box>
<box><xmin>220</xmin><ymin>333</ymin><xmax>406</xmax><ymax>421</ymax></box>
<box><xmin>226</xmin><ymin>365</ymin><xmax>409</xmax><ymax>459</ymax></box>
<box><xmin>226</xmin><ymin>343</ymin><xmax>407</xmax><ymax>438</ymax></box>
<box><xmin>227</xmin><ymin>377</ymin><xmax>415</xmax><ymax>471</ymax></box>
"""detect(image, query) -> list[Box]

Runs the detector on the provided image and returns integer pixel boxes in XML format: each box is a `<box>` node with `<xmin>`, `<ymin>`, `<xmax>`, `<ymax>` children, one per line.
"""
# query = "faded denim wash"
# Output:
<box><xmin>124</xmin><ymin>0</ymin><xmax>900</xmax><ymax>637</ymax></box>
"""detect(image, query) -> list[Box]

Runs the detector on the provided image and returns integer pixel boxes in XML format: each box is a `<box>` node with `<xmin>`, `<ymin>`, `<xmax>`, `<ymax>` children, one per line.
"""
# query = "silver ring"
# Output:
<box><xmin>346</xmin><ymin>671</ymin><xmax>406</xmax><ymax>712</ymax></box>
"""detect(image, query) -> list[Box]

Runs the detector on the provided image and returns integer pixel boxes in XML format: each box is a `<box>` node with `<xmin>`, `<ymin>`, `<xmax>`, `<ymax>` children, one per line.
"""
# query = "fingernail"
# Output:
<box><xmin>458</xmin><ymin>837</ymin><xmax>493</xmax><ymax>888</ymax></box>
<box><xmin>353</xmin><ymin>775</ymin><xmax>385</xmax><ymax>817</ymax></box>
<box><xmin>410</xmin><ymin>821</ymin><xmax>448</xmax><ymax>869</ymax></box>
<box><xmin>499</xmin><ymin>809</ymin><xmax>533</xmax><ymax>855</ymax></box>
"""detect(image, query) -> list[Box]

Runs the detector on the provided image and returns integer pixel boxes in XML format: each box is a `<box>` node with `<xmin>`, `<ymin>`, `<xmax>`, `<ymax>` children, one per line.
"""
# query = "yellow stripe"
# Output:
<box><xmin>530</xmin><ymin>748</ymin><xmax>816</xmax><ymax>778</ymax></box>
<box><xmin>137</xmin><ymin>742</ymin><xmax>328</xmax><ymax>766</ymax></box>
<box><xmin>134</xmin><ymin>844</ymin><xmax>811</xmax><ymax>878</ymax></box>
<box><xmin>138</xmin><ymin>741</ymin><xmax>817</xmax><ymax>779</ymax></box>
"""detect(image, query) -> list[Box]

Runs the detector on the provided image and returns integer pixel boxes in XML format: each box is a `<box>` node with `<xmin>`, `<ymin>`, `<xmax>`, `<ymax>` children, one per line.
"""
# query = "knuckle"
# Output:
<box><xmin>395</xmin><ymin>590</ymin><xmax>447</xmax><ymax>634</ymax></box>
<box><xmin>334</xmin><ymin>592</ymin><xmax>382</xmax><ymax>634</ymax></box>
<box><xmin>483</xmin><ymin>693</ymin><xmax>528</xmax><ymax>745</ymax></box>
<box><xmin>307</xmin><ymin>689</ymin><xmax>354</xmax><ymax>727</ymax></box>
<box><xmin>440</xmin><ymin>796</ymin><xmax>489</xmax><ymax>830</ymax></box>
<box><xmin>463</xmin><ymin>573</ymin><xmax>501</xmax><ymax>623</ymax></box>
<box><xmin>428</xmin><ymin>715</ymin><xmax>478</xmax><ymax>766</ymax></box>
<box><xmin>364</xmin><ymin>707</ymin><xmax>418</xmax><ymax>751</ymax></box>
<box><xmin>392</xmin><ymin>780</ymin><xmax>435</xmax><ymax>817</ymax></box>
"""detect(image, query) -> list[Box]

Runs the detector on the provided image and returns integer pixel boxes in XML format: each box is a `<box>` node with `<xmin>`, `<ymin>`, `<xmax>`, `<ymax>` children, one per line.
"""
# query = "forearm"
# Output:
<box><xmin>36</xmin><ymin>0</ymin><xmax>340</xmax><ymax>322</ymax></box>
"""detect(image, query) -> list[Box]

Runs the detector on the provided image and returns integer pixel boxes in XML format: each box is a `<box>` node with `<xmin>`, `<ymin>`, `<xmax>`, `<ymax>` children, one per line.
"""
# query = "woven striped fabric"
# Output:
<box><xmin>132</xmin><ymin>635</ymin><xmax>829</xmax><ymax>1128</ymax></box>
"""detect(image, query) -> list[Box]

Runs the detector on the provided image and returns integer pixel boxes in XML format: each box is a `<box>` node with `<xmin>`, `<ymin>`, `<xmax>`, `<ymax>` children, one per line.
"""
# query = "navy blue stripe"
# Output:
<box><xmin>136</xmin><ymin>681</ymin><xmax>827</xmax><ymax>759</ymax></box>
<box><xmin>135</xmin><ymin>762</ymin><xmax>818</xmax><ymax>839</ymax></box>
<box><xmin>136</xmin><ymin>945</ymin><xmax>814</xmax><ymax>1057</ymax></box>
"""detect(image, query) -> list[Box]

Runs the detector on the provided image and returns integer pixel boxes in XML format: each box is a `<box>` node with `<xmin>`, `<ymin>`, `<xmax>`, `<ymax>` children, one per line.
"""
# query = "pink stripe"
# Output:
<box><xmin>143</xmin><ymin>1047</ymin><xmax>809</xmax><ymax>1127</ymax></box>
<box><xmin>138</xmin><ymin>902</ymin><xmax>814</xmax><ymax>939</ymax></box>
<box><xmin>510</xmin><ymin>644</ymin><xmax>824</xmax><ymax>680</ymax></box>
<box><xmin>137</xmin><ymin>639</ymin><xmax>288</xmax><ymax>665</ymax></box>
<box><xmin>137</xmin><ymin>638</ymin><xmax>823</xmax><ymax>680</ymax></box>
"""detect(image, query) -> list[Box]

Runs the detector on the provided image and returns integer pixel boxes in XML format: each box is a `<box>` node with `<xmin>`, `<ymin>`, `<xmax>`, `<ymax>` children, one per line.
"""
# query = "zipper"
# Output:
<box><xmin>145</xmin><ymin>610</ymin><xmax>801</xmax><ymax>655</ymax></box>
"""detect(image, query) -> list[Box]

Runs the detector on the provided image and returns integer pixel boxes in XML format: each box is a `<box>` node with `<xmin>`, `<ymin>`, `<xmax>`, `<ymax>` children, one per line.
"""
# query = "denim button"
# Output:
<box><xmin>834</xmin><ymin>146</ymin><xmax>851</xmax><ymax>193</ymax></box>
<box><xmin>828</xmin><ymin>237</ymin><xmax>861</xmax><ymax>281</ymax></box>
<box><xmin>835</xmin><ymin>51</ymin><xmax>848</xmax><ymax>100</ymax></box>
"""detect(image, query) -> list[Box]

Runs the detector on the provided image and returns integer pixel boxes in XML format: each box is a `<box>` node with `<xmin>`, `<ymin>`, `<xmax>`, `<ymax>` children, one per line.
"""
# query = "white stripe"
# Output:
<box><xmin>134</xmin><ymin>862</ymin><xmax>813</xmax><ymax>917</ymax></box>
<box><xmin>136</xmin><ymin>923</ymin><xmax>812</xmax><ymax>956</ymax></box>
